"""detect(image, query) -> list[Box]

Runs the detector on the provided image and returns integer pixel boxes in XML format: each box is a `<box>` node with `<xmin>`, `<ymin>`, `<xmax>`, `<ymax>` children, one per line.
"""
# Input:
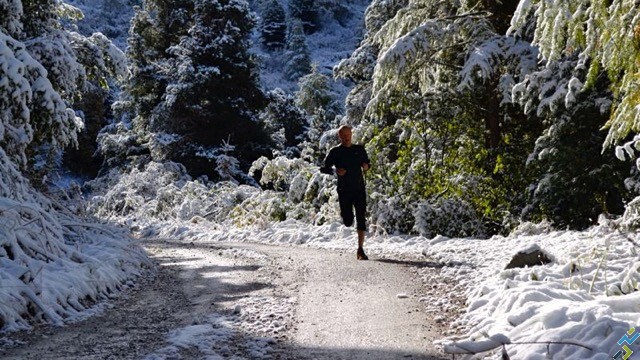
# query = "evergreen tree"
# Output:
<box><xmin>334</xmin><ymin>0</ymin><xmax>406</xmax><ymax>125</ymax></box>
<box><xmin>260</xmin><ymin>88</ymin><xmax>308</xmax><ymax>156</ymax></box>
<box><xmin>122</xmin><ymin>0</ymin><xmax>192</xmax><ymax>133</ymax></box>
<box><xmin>523</xmin><ymin>91</ymin><xmax>630</xmax><ymax>229</ymax></box>
<box><xmin>508</xmin><ymin>0</ymin><xmax>640</xmax><ymax>151</ymax></box>
<box><xmin>288</xmin><ymin>0</ymin><xmax>318</xmax><ymax>33</ymax></box>
<box><xmin>506</xmin><ymin>0</ymin><xmax>640</xmax><ymax>227</ymax></box>
<box><xmin>296</xmin><ymin>65</ymin><xmax>338</xmax><ymax>116</ymax></box>
<box><xmin>317</xmin><ymin>0</ymin><xmax>351</xmax><ymax>27</ymax></box>
<box><xmin>296</xmin><ymin>65</ymin><xmax>341</xmax><ymax>163</ymax></box>
<box><xmin>509</xmin><ymin>58</ymin><xmax>632</xmax><ymax>229</ymax></box>
<box><xmin>259</xmin><ymin>0</ymin><xmax>286</xmax><ymax>50</ymax></box>
<box><xmin>284</xmin><ymin>19</ymin><xmax>311</xmax><ymax>80</ymax></box>
<box><xmin>158</xmin><ymin>0</ymin><xmax>270</xmax><ymax>179</ymax></box>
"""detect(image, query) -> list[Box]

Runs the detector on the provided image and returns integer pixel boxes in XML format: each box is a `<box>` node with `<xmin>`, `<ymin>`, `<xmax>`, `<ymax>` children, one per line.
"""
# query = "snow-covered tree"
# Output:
<box><xmin>158</xmin><ymin>0</ymin><xmax>270</xmax><ymax>180</ymax></box>
<box><xmin>503</xmin><ymin>0</ymin><xmax>640</xmax><ymax>227</ymax></box>
<box><xmin>284</xmin><ymin>19</ymin><xmax>311</xmax><ymax>80</ymax></box>
<box><xmin>0</xmin><ymin>0</ymin><xmax>127</xmax><ymax>181</ymax></box>
<box><xmin>334</xmin><ymin>0</ymin><xmax>546</xmax><ymax>235</ymax></box>
<box><xmin>296</xmin><ymin>64</ymin><xmax>339</xmax><ymax>116</ymax></box>
<box><xmin>259</xmin><ymin>0</ymin><xmax>286</xmax><ymax>49</ymax></box>
<box><xmin>112</xmin><ymin>0</ymin><xmax>271</xmax><ymax>181</ymax></box>
<box><xmin>508</xmin><ymin>0</ymin><xmax>640</xmax><ymax>155</ymax></box>
<box><xmin>121</xmin><ymin>0</ymin><xmax>192</xmax><ymax>132</ymax></box>
<box><xmin>316</xmin><ymin>0</ymin><xmax>351</xmax><ymax>26</ymax></box>
<box><xmin>260</xmin><ymin>88</ymin><xmax>308</xmax><ymax>156</ymax></box>
<box><xmin>66</xmin><ymin>0</ymin><xmax>139</xmax><ymax>48</ymax></box>
<box><xmin>288</xmin><ymin>0</ymin><xmax>318</xmax><ymax>33</ymax></box>
<box><xmin>296</xmin><ymin>65</ymin><xmax>341</xmax><ymax>163</ymax></box>
<box><xmin>334</xmin><ymin>0</ymin><xmax>407</xmax><ymax>126</ymax></box>
<box><xmin>521</xmin><ymin>81</ymin><xmax>630</xmax><ymax>229</ymax></box>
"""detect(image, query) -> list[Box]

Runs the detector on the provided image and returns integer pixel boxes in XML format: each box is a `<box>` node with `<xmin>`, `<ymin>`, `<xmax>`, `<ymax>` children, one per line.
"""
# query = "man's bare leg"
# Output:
<box><xmin>357</xmin><ymin>230</ymin><xmax>368</xmax><ymax>260</ymax></box>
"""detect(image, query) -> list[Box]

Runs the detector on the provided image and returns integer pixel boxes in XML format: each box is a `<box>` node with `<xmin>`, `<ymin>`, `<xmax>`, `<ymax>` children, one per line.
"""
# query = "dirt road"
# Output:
<box><xmin>1</xmin><ymin>240</ymin><xmax>454</xmax><ymax>359</ymax></box>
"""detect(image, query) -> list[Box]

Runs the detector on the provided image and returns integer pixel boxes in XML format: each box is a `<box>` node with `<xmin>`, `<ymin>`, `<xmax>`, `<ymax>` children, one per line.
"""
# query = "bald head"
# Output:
<box><xmin>338</xmin><ymin>125</ymin><xmax>353</xmax><ymax>147</ymax></box>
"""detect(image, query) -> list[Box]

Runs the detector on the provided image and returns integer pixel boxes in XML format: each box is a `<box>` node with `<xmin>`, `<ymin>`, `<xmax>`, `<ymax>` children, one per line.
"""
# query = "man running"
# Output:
<box><xmin>321</xmin><ymin>125</ymin><xmax>371</xmax><ymax>260</ymax></box>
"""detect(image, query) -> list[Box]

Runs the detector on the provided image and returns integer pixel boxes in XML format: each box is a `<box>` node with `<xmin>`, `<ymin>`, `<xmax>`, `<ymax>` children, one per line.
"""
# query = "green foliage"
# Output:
<box><xmin>296</xmin><ymin>66</ymin><xmax>342</xmax><ymax>163</ymax></box>
<box><xmin>230</xmin><ymin>191</ymin><xmax>288</xmax><ymax>226</ymax></box>
<box><xmin>248</xmin><ymin>155</ymin><xmax>339</xmax><ymax>224</ymax></box>
<box><xmin>509</xmin><ymin>0</ymin><xmax>640</xmax><ymax>149</ymax></box>
<box><xmin>296</xmin><ymin>65</ymin><xmax>336</xmax><ymax>115</ymax></box>
<box><xmin>523</xmin><ymin>82</ymin><xmax>631</xmax><ymax>229</ymax></box>
<box><xmin>350</xmin><ymin>0</ymin><xmax>530</xmax><ymax>235</ymax></box>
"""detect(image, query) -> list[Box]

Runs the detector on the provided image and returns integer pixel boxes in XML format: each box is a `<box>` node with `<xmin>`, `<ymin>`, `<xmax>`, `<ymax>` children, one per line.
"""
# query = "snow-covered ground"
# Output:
<box><xmin>135</xmin><ymin>216</ymin><xmax>640</xmax><ymax>359</ymax></box>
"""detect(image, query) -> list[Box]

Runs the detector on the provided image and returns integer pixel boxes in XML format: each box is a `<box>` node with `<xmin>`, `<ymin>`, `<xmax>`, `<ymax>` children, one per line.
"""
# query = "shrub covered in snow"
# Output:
<box><xmin>250</xmin><ymin>155</ymin><xmax>339</xmax><ymax>224</ymax></box>
<box><xmin>367</xmin><ymin>194</ymin><xmax>414</xmax><ymax>235</ymax></box>
<box><xmin>0</xmin><ymin>138</ymin><xmax>146</xmax><ymax>332</ymax></box>
<box><xmin>413</xmin><ymin>197</ymin><xmax>485</xmax><ymax>239</ymax></box>
<box><xmin>87</xmin><ymin>155</ymin><xmax>342</xmax><ymax>232</ymax></box>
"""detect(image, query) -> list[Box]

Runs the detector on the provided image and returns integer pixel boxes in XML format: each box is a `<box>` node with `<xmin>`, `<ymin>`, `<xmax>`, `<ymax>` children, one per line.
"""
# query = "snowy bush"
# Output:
<box><xmin>413</xmin><ymin>197</ymin><xmax>485</xmax><ymax>239</ymax></box>
<box><xmin>509</xmin><ymin>220</ymin><xmax>554</xmax><ymax>237</ymax></box>
<box><xmin>249</xmin><ymin>155</ymin><xmax>339</xmax><ymax>225</ymax></box>
<box><xmin>368</xmin><ymin>194</ymin><xmax>414</xmax><ymax>235</ymax></box>
<box><xmin>620</xmin><ymin>196</ymin><xmax>640</xmax><ymax>231</ymax></box>
<box><xmin>367</xmin><ymin>194</ymin><xmax>487</xmax><ymax>238</ymax></box>
<box><xmin>87</xmin><ymin>161</ymin><xmax>197</xmax><ymax>221</ymax></box>
<box><xmin>229</xmin><ymin>190</ymin><xmax>288</xmax><ymax>228</ymax></box>
<box><xmin>0</xmin><ymin>0</ymin><xmax>147</xmax><ymax>333</ymax></box>
<box><xmin>87</xmin><ymin>159</ymin><xmax>300</xmax><ymax>229</ymax></box>
<box><xmin>250</xmin><ymin>155</ymin><xmax>310</xmax><ymax>191</ymax></box>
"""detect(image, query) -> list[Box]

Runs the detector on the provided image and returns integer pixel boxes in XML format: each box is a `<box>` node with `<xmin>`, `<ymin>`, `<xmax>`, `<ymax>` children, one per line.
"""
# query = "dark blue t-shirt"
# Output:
<box><xmin>321</xmin><ymin>144</ymin><xmax>370</xmax><ymax>191</ymax></box>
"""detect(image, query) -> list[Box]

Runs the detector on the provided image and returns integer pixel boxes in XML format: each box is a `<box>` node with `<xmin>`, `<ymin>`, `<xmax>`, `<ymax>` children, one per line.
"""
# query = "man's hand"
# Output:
<box><xmin>362</xmin><ymin>163</ymin><xmax>370</xmax><ymax>171</ymax></box>
<box><xmin>336</xmin><ymin>168</ymin><xmax>347</xmax><ymax>176</ymax></box>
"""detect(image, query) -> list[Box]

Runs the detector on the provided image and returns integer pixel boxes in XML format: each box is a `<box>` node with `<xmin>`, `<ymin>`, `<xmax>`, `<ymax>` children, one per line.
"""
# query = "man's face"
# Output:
<box><xmin>338</xmin><ymin>128</ymin><xmax>352</xmax><ymax>146</ymax></box>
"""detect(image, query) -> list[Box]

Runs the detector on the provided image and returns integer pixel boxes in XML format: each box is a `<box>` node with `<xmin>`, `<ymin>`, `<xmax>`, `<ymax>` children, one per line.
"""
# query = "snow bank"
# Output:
<box><xmin>426</xmin><ymin>221</ymin><xmax>640</xmax><ymax>359</ymax></box>
<box><xmin>0</xmin><ymin>149</ymin><xmax>148</xmax><ymax>332</ymax></box>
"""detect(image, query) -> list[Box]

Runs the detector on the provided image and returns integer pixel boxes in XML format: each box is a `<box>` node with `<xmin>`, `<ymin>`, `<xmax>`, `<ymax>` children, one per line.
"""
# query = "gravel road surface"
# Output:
<box><xmin>1</xmin><ymin>240</ymin><xmax>454</xmax><ymax>359</ymax></box>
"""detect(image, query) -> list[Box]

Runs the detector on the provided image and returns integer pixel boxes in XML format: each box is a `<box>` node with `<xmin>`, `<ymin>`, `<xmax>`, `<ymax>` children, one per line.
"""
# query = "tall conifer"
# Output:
<box><xmin>259</xmin><ymin>0</ymin><xmax>287</xmax><ymax>49</ymax></box>
<box><xmin>160</xmin><ymin>0</ymin><xmax>269</xmax><ymax>179</ymax></box>
<box><xmin>284</xmin><ymin>19</ymin><xmax>311</xmax><ymax>80</ymax></box>
<box><xmin>288</xmin><ymin>0</ymin><xmax>318</xmax><ymax>33</ymax></box>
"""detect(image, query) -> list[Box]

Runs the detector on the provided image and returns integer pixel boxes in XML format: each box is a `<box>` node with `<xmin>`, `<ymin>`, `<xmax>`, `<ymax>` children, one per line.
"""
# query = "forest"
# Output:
<box><xmin>2</xmin><ymin>0</ymin><xmax>640</xmax><ymax>356</ymax></box>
